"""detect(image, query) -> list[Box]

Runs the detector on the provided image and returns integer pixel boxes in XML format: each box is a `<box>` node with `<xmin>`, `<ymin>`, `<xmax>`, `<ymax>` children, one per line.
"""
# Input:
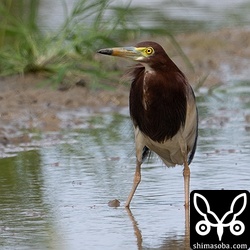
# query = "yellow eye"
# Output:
<box><xmin>145</xmin><ymin>47</ymin><xmax>154</xmax><ymax>55</ymax></box>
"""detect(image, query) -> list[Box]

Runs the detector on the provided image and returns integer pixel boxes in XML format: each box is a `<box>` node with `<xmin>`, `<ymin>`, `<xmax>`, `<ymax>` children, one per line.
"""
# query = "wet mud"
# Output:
<box><xmin>0</xmin><ymin>28</ymin><xmax>250</xmax><ymax>154</ymax></box>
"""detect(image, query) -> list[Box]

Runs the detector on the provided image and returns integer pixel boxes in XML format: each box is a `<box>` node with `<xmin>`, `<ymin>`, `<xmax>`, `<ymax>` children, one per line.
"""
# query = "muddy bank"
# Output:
<box><xmin>0</xmin><ymin>27</ymin><xmax>250</xmax><ymax>149</ymax></box>
<box><xmin>0</xmin><ymin>74</ymin><xmax>128</xmax><ymax>132</ymax></box>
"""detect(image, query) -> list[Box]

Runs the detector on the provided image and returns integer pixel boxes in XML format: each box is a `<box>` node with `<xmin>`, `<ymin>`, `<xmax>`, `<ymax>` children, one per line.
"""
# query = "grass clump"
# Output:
<box><xmin>0</xmin><ymin>0</ymin><xmax>195</xmax><ymax>89</ymax></box>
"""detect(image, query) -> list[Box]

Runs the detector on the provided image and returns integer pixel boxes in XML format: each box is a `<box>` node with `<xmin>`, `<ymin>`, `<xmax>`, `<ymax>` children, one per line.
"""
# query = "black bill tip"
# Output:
<box><xmin>97</xmin><ymin>48</ymin><xmax>113</xmax><ymax>55</ymax></box>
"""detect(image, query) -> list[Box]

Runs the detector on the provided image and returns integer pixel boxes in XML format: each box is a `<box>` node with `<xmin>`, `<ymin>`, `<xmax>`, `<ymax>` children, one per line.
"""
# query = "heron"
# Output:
<box><xmin>97</xmin><ymin>41</ymin><xmax>198</xmax><ymax>208</ymax></box>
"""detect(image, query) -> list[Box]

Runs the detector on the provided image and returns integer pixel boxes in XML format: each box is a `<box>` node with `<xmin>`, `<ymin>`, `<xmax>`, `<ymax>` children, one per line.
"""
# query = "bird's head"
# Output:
<box><xmin>97</xmin><ymin>41</ymin><xmax>170</xmax><ymax>68</ymax></box>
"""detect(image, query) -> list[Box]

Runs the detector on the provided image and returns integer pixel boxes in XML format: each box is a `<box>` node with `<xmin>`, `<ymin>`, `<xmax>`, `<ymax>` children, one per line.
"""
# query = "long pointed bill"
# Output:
<box><xmin>97</xmin><ymin>47</ymin><xmax>143</xmax><ymax>61</ymax></box>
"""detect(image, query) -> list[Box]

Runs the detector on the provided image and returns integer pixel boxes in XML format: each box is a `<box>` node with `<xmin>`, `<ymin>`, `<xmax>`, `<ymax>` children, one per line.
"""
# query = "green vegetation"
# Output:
<box><xmin>0</xmin><ymin>0</ymin><xmax>196</xmax><ymax>89</ymax></box>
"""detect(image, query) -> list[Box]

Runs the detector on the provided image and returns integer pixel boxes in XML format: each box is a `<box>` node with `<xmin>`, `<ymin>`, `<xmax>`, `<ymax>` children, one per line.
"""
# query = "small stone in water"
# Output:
<box><xmin>108</xmin><ymin>199</ymin><xmax>120</xmax><ymax>207</ymax></box>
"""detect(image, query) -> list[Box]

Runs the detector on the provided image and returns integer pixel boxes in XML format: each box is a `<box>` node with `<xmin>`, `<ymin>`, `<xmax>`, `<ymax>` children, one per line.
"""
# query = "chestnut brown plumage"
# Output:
<box><xmin>98</xmin><ymin>41</ymin><xmax>198</xmax><ymax>208</ymax></box>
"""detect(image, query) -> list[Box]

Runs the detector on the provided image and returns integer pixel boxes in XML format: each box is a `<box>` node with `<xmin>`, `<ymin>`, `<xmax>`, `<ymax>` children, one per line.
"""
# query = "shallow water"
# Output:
<box><xmin>38</xmin><ymin>0</ymin><xmax>250</xmax><ymax>31</ymax></box>
<box><xmin>0</xmin><ymin>80</ymin><xmax>249</xmax><ymax>249</ymax></box>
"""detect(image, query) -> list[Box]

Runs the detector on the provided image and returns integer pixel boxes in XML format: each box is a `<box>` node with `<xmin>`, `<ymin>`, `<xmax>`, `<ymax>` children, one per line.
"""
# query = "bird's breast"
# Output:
<box><xmin>142</xmin><ymin>71</ymin><xmax>155</xmax><ymax>110</ymax></box>
<box><xmin>129</xmin><ymin>69</ymin><xmax>187</xmax><ymax>143</ymax></box>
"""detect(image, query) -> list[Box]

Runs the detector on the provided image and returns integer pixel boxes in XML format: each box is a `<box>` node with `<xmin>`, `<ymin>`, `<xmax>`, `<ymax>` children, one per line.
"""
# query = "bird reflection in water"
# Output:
<box><xmin>126</xmin><ymin>207</ymin><xmax>190</xmax><ymax>250</ymax></box>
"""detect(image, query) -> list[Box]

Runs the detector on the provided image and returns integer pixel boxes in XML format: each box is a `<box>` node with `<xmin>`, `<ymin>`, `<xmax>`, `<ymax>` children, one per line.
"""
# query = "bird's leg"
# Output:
<box><xmin>183</xmin><ymin>158</ymin><xmax>190</xmax><ymax>209</ymax></box>
<box><xmin>183</xmin><ymin>158</ymin><xmax>190</xmax><ymax>246</ymax></box>
<box><xmin>125</xmin><ymin>159</ymin><xmax>142</xmax><ymax>208</ymax></box>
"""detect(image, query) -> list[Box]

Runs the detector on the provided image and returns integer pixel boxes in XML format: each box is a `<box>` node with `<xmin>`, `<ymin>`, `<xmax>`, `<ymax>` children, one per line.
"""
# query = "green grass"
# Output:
<box><xmin>0</xmin><ymin>0</ymin><xmax>197</xmax><ymax>89</ymax></box>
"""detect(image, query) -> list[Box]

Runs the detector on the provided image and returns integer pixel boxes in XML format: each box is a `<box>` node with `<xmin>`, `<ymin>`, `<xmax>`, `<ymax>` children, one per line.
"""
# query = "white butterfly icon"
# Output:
<box><xmin>194</xmin><ymin>193</ymin><xmax>247</xmax><ymax>241</ymax></box>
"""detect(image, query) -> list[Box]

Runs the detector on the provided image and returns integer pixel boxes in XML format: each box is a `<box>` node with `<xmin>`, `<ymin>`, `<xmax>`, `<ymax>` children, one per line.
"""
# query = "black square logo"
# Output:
<box><xmin>190</xmin><ymin>190</ymin><xmax>250</xmax><ymax>250</ymax></box>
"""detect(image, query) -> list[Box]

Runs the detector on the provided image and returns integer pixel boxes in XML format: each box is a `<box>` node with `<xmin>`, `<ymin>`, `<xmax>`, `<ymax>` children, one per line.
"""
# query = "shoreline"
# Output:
<box><xmin>0</xmin><ymin>27</ymin><xmax>250</xmax><ymax>148</ymax></box>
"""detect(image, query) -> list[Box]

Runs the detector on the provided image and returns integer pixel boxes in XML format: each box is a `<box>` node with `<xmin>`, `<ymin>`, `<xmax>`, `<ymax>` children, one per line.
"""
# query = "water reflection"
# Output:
<box><xmin>0</xmin><ymin>152</ymin><xmax>62</xmax><ymax>250</ymax></box>
<box><xmin>0</xmin><ymin>80</ymin><xmax>249</xmax><ymax>249</ymax></box>
<box><xmin>126</xmin><ymin>207</ymin><xmax>190</xmax><ymax>250</ymax></box>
